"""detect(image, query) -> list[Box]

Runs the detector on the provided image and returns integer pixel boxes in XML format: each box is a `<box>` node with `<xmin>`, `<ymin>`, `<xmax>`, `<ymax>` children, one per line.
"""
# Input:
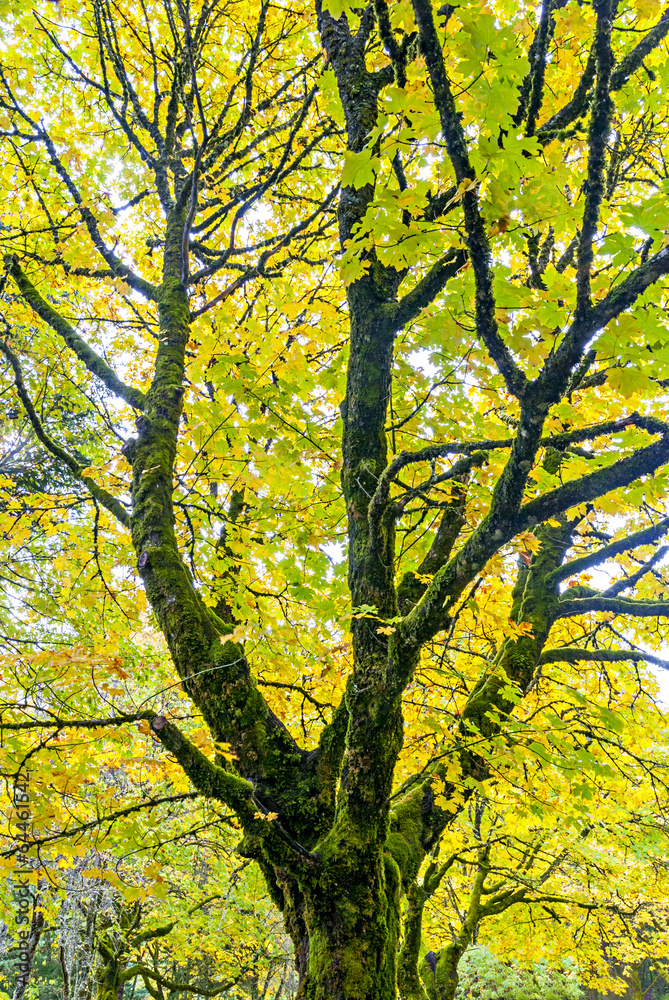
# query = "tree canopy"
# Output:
<box><xmin>1</xmin><ymin>1</ymin><xmax>669</xmax><ymax>999</ymax></box>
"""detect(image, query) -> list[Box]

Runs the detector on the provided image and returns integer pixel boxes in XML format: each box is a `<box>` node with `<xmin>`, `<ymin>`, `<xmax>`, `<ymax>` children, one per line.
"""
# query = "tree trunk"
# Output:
<box><xmin>94</xmin><ymin>933</ymin><xmax>125</xmax><ymax>1000</ymax></box>
<box><xmin>12</xmin><ymin>904</ymin><xmax>44</xmax><ymax>1000</ymax></box>
<box><xmin>629</xmin><ymin>965</ymin><xmax>646</xmax><ymax>1000</ymax></box>
<box><xmin>271</xmin><ymin>842</ymin><xmax>400</xmax><ymax>1000</ymax></box>
<box><xmin>398</xmin><ymin>882</ymin><xmax>430</xmax><ymax>1000</ymax></box>
<box><xmin>299</xmin><ymin>850</ymin><xmax>400</xmax><ymax>1000</ymax></box>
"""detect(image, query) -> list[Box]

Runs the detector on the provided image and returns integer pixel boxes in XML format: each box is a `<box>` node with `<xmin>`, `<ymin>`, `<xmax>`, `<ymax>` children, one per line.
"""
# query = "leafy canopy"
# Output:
<box><xmin>1</xmin><ymin>0</ymin><xmax>669</xmax><ymax>998</ymax></box>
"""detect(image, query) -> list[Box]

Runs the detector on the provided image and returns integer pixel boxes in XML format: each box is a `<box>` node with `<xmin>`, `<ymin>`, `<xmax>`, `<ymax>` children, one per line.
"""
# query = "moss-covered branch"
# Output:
<box><xmin>148</xmin><ymin>715</ymin><xmax>249</xmax><ymax>816</ymax></box>
<box><xmin>387</xmin><ymin>780</ymin><xmax>448</xmax><ymax>890</ymax></box>
<box><xmin>6</xmin><ymin>257</ymin><xmax>146</xmax><ymax>410</ymax></box>
<box><xmin>537</xmin><ymin>46</ymin><xmax>595</xmax><ymax>136</ymax></box>
<box><xmin>125</xmin><ymin>964</ymin><xmax>245</xmax><ymax>995</ymax></box>
<box><xmin>0</xmin><ymin>792</ymin><xmax>199</xmax><ymax>859</ymax></box>
<box><xmin>538</xmin><ymin>241</ymin><xmax>669</xmax><ymax>401</ymax></box>
<box><xmin>610</xmin><ymin>7</ymin><xmax>669</xmax><ymax>90</ymax></box>
<box><xmin>461</xmin><ymin>519</ymin><xmax>573</xmax><ymax>741</ymax></box>
<box><xmin>373</xmin><ymin>0</ymin><xmax>408</xmax><ymax>86</ymax></box>
<box><xmin>149</xmin><ymin>718</ymin><xmax>319</xmax><ymax>873</ymax></box>
<box><xmin>545</xmin><ymin>413</ymin><xmax>647</xmax><ymax>449</ymax></box>
<box><xmin>391</xmin><ymin>528</ymin><xmax>574</xmax><ymax>981</ymax></box>
<box><xmin>393</xmin><ymin>424</ymin><xmax>669</xmax><ymax>694</ymax></box>
<box><xmin>538</xmin><ymin>7</ymin><xmax>669</xmax><ymax>137</ymax></box>
<box><xmin>129</xmin><ymin>219</ymin><xmax>316</xmax><ymax>844</ymax></box>
<box><xmin>523</xmin><ymin>1</ymin><xmax>555</xmax><ymax>137</ymax></box>
<box><xmin>127</xmin><ymin>894</ymin><xmax>221</xmax><ymax>950</ymax></box>
<box><xmin>369</xmin><ymin>439</ymin><xmax>511</xmax><ymax>523</ymax></box>
<box><xmin>0</xmin><ymin>710</ymin><xmax>155</xmax><ymax>731</ymax></box>
<box><xmin>539</xmin><ymin>647</ymin><xmax>669</xmax><ymax>669</ymax></box>
<box><xmin>554</xmin><ymin>595</ymin><xmax>669</xmax><ymax>620</ymax></box>
<box><xmin>410</xmin><ymin>0</ymin><xmax>526</xmax><ymax>399</ymax></box>
<box><xmin>0</xmin><ymin>339</ymin><xmax>131</xmax><ymax>527</ymax></box>
<box><xmin>521</xmin><ymin>432</ymin><xmax>669</xmax><ymax>528</ymax></box>
<box><xmin>588</xmin><ymin>244</ymin><xmax>669</xmax><ymax>330</ymax></box>
<box><xmin>575</xmin><ymin>2</ymin><xmax>617</xmax><ymax>318</ymax></box>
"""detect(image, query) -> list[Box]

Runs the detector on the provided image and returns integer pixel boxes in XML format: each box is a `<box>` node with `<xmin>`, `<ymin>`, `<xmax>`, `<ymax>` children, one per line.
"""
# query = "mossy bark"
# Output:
<box><xmin>93</xmin><ymin>919</ymin><xmax>128</xmax><ymax>1000</ymax></box>
<box><xmin>94</xmin><ymin>951</ymin><xmax>124</xmax><ymax>1000</ymax></box>
<box><xmin>397</xmin><ymin>881</ymin><xmax>431</xmax><ymax>1000</ymax></box>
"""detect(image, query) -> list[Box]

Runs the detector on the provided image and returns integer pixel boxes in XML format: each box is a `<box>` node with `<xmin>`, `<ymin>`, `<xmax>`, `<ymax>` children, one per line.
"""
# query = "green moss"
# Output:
<box><xmin>398</xmin><ymin>880</ymin><xmax>430</xmax><ymax>1000</ymax></box>
<box><xmin>386</xmin><ymin>784</ymin><xmax>432</xmax><ymax>888</ymax></box>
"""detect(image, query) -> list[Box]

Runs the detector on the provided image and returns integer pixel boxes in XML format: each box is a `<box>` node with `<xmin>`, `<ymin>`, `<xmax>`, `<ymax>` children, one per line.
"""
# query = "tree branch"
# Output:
<box><xmin>524</xmin><ymin>2</ymin><xmax>554</xmax><ymax>137</ymax></box>
<box><xmin>602</xmin><ymin>544</ymin><xmax>669</xmax><ymax>597</ymax></box>
<box><xmin>548</xmin><ymin>514</ymin><xmax>669</xmax><ymax>586</ymax></box>
<box><xmin>610</xmin><ymin>7</ymin><xmax>669</xmax><ymax>90</ymax></box>
<box><xmin>575</xmin><ymin>0</ymin><xmax>614</xmax><ymax>319</ymax></box>
<box><xmin>0</xmin><ymin>793</ymin><xmax>200</xmax><ymax>858</ymax></box>
<box><xmin>149</xmin><ymin>716</ymin><xmax>257</xmax><ymax>822</ymax></box>
<box><xmin>126</xmin><ymin>964</ymin><xmax>245</xmax><ymax>996</ymax></box>
<box><xmin>521</xmin><ymin>432</ymin><xmax>669</xmax><ymax>528</ymax></box>
<box><xmin>539</xmin><ymin>647</ymin><xmax>669</xmax><ymax>669</ymax></box>
<box><xmin>536</xmin><ymin>241</ymin><xmax>669</xmax><ymax>403</ymax></box>
<box><xmin>399</xmin><ymin>430</ymin><xmax>669</xmax><ymax>650</ymax></box>
<box><xmin>0</xmin><ymin>339</ymin><xmax>131</xmax><ymax>528</ymax></box>
<box><xmin>411</xmin><ymin>0</ymin><xmax>527</xmax><ymax>399</ymax></box>
<box><xmin>537</xmin><ymin>48</ymin><xmax>596</xmax><ymax>136</ymax></box>
<box><xmin>6</xmin><ymin>258</ymin><xmax>146</xmax><ymax>410</ymax></box>
<box><xmin>554</xmin><ymin>595</ymin><xmax>669</xmax><ymax>620</ymax></box>
<box><xmin>0</xmin><ymin>711</ymin><xmax>155</xmax><ymax>731</ymax></box>
<box><xmin>538</xmin><ymin>7</ymin><xmax>669</xmax><ymax>137</ymax></box>
<box><xmin>37</xmin><ymin>125</ymin><xmax>159</xmax><ymax>300</ymax></box>
<box><xmin>150</xmin><ymin>716</ymin><xmax>317</xmax><ymax>865</ymax></box>
<box><xmin>394</xmin><ymin>248</ymin><xmax>467</xmax><ymax>330</ymax></box>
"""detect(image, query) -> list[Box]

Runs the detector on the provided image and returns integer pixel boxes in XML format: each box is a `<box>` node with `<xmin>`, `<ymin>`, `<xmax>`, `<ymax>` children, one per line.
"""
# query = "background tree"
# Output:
<box><xmin>0</xmin><ymin>807</ymin><xmax>294</xmax><ymax>1000</ymax></box>
<box><xmin>404</xmin><ymin>786</ymin><xmax>669</xmax><ymax>1000</ymax></box>
<box><xmin>2</xmin><ymin>1</ymin><xmax>669</xmax><ymax>1000</ymax></box>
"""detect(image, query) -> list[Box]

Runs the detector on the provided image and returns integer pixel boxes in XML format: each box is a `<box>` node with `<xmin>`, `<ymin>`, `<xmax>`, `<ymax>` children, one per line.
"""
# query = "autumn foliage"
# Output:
<box><xmin>1</xmin><ymin>1</ymin><xmax>669</xmax><ymax>999</ymax></box>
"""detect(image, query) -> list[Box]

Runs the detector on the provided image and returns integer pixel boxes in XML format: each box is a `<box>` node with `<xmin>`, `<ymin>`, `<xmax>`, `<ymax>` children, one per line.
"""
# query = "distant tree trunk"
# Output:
<box><xmin>629</xmin><ymin>965</ymin><xmax>646</xmax><ymax>1000</ymax></box>
<box><xmin>13</xmin><ymin>900</ymin><xmax>45</xmax><ymax>1000</ymax></box>
<box><xmin>93</xmin><ymin>945</ymin><xmax>125</xmax><ymax>1000</ymax></box>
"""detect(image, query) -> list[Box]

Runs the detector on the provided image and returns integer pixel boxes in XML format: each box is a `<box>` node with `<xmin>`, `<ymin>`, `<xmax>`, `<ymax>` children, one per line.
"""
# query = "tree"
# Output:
<box><xmin>2</xmin><ymin>0</ymin><xmax>669</xmax><ymax>998</ymax></box>
<box><xmin>405</xmin><ymin>789</ymin><xmax>669</xmax><ymax>1000</ymax></box>
<box><xmin>0</xmin><ymin>814</ymin><xmax>294</xmax><ymax>1000</ymax></box>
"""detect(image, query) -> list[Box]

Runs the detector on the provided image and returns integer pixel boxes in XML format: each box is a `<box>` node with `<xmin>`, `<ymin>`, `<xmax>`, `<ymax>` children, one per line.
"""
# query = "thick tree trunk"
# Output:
<box><xmin>93</xmin><ymin>953</ymin><xmax>124</xmax><ymax>1000</ymax></box>
<box><xmin>288</xmin><ymin>847</ymin><xmax>400</xmax><ymax>1000</ymax></box>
